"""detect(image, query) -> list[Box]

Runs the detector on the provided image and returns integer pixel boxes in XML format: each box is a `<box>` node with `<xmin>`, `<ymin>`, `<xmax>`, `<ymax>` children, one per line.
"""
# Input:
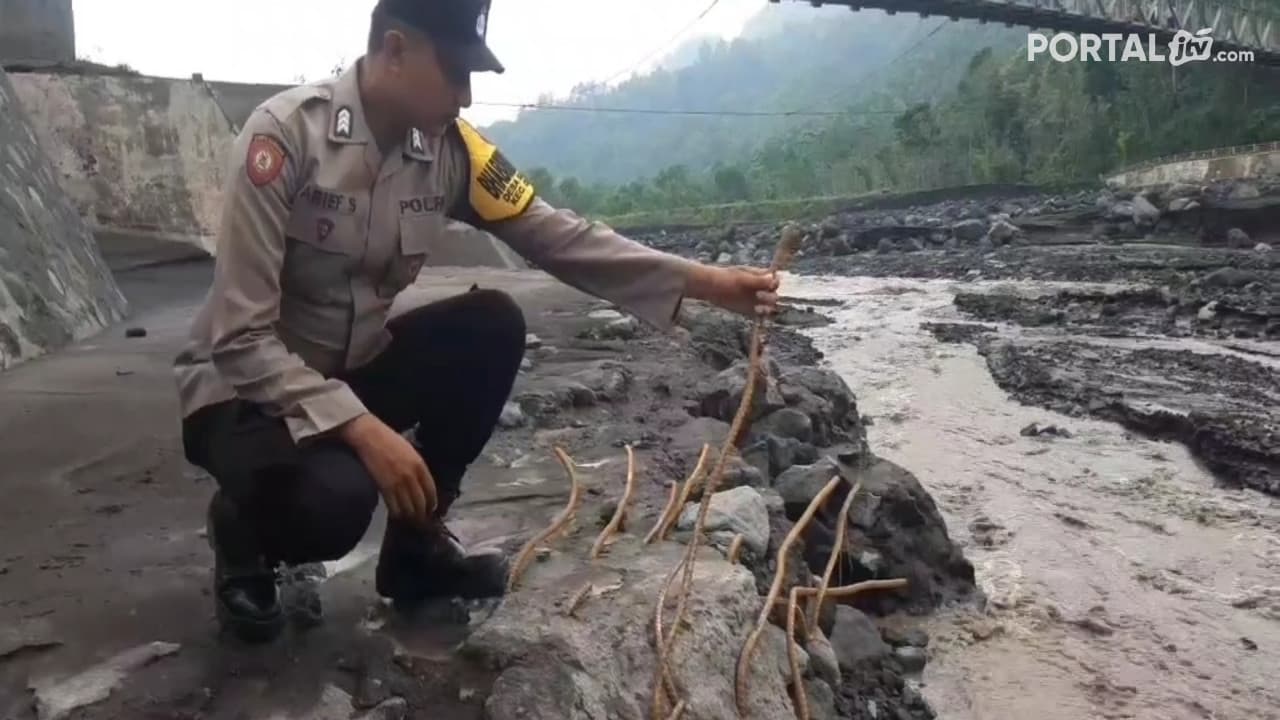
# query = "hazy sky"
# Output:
<box><xmin>73</xmin><ymin>0</ymin><xmax>770</xmax><ymax>126</ymax></box>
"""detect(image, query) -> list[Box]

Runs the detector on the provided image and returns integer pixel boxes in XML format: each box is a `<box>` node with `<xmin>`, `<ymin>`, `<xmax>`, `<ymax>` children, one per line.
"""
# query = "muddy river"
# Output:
<box><xmin>786</xmin><ymin>274</ymin><xmax>1280</xmax><ymax>720</ymax></box>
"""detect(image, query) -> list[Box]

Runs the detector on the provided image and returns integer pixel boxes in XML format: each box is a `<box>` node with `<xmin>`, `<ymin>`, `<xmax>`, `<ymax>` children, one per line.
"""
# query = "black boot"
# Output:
<box><xmin>207</xmin><ymin>491</ymin><xmax>285</xmax><ymax>643</ymax></box>
<box><xmin>375</xmin><ymin>500</ymin><xmax>508</xmax><ymax>609</ymax></box>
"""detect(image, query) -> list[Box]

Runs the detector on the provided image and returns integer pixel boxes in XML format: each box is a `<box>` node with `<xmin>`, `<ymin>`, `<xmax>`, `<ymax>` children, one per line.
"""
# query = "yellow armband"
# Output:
<box><xmin>456</xmin><ymin>118</ymin><xmax>536</xmax><ymax>223</ymax></box>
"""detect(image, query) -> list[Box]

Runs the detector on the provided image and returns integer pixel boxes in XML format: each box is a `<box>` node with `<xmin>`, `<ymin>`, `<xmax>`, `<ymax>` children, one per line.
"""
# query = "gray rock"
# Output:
<box><xmin>951</xmin><ymin>219</ymin><xmax>987</xmax><ymax>242</ymax></box>
<box><xmin>464</xmin><ymin>541</ymin><xmax>799</xmax><ymax>720</ymax></box>
<box><xmin>760</xmin><ymin>488</ymin><xmax>785</xmax><ymax>517</ymax></box>
<box><xmin>1106</xmin><ymin>200</ymin><xmax>1135</xmax><ymax>221</ymax></box>
<box><xmin>1229</xmin><ymin>182</ymin><xmax>1261</xmax><ymax>200</ymax></box>
<box><xmin>987</xmin><ymin>218</ymin><xmax>1020</xmax><ymax>244</ymax></box>
<box><xmin>362</xmin><ymin>697</ymin><xmax>409</xmax><ymax>720</ymax></box>
<box><xmin>774</xmin><ymin>459</ymin><xmax>840</xmax><ymax>510</ymax></box>
<box><xmin>519</xmin><ymin>357</ymin><xmax>533</xmax><ymax>372</ymax></box>
<box><xmin>805</xmin><ymin>633</ymin><xmax>842</xmax><ymax>687</ymax></box>
<box><xmin>1226</xmin><ymin>227</ymin><xmax>1251</xmax><ymax>248</ymax></box>
<box><xmin>805</xmin><ymin>678</ymin><xmax>840</xmax><ymax>720</ymax></box>
<box><xmin>1257</xmin><ymin>243</ymin><xmax>1274</xmax><ymax>253</ymax></box>
<box><xmin>587</xmin><ymin>309</ymin><xmax>624</xmax><ymax>321</ymax></box>
<box><xmin>29</xmin><ymin>642</ymin><xmax>181</xmax><ymax>720</ymax></box>
<box><xmin>883</xmin><ymin>626</ymin><xmax>930</xmax><ymax>648</ymax></box>
<box><xmin>876</xmin><ymin>238</ymin><xmax>896</xmax><ymax>254</ymax></box>
<box><xmin>1131</xmin><ymin>195</ymin><xmax>1161</xmax><ymax>226</ymax></box>
<box><xmin>677</xmin><ymin>486</ymin><xmax>770</xmax><ymax>556</ymax></box>
<box><xmin>978</xmin><ymin>235</ymin><xmax>995</xmax><ymax>253</ymax></box>
<box><xmin>568</xmin><ymin>362</ymin><xmax>632</xmax><ymax>402</ymax></box>
<box><xmin>716</xmin><ymin>252</ymin><xmax>733</xmax><ymax>264</ymax></box>
<box><xmin>698</xmin><ymin>359</ymin><xmax>786</xmax><ymax>424</ymax></box>
<box><xmin>599</xmin><ymin>316</ymin><xmax>639</xmax><ymax>340</ymax></box>
<box><xmin>752</xmin><ymin>407</ymin><xmax>814</xmax><ymax>440</ymax></box>
<box><xmin>525</xmin><ymin>333</ymin><xmax>543</xmax><ymax>349</ymax></box>
<box><xmin>830</xmin><ymin>607</ymin><xmax>891</xmax><ymax>670</ymax></box>
<box><xmin>498</xmin><ymin>402</ymin><xmax>526</xmax><ymax>429</ymax></box>
<box><xmin>1165</xmin><ymin>182</ymin><xmax>1200</xmax><ymax>199</ymax></box>
<box><xmin>1167</xmin><ymin>197</ymin><xmax>1200</xmax><ymax>212</ymax></box>
<box><xmin>894</xmin><ymin>645</ymin><xmax>928</xmax><ymax>673</ymax></box>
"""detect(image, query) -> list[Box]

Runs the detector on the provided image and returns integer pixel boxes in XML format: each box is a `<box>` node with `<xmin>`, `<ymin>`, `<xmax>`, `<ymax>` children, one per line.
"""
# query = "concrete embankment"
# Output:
<box><xmin>8</xmin><ymin>69</ymin><xmax>526</xmax><ymax>271</ymax></box>
<box><xmin>8</xmin><ymin>71</ymin><xmax>235</xmax><ymax>269</ymax></box>
<box><xmin>0</xmin><ymin>66</ymin><xmax>127</xmax><ymax>370</ymax></box>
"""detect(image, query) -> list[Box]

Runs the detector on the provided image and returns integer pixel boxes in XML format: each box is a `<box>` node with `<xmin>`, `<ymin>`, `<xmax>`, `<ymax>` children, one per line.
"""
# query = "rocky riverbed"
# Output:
<box><xmin>0</xmin><ymin>265</ymin><xmax>977</xmax><ymax>720</ymax></box>
<box><xmin>633</xmin><ymin>176</ymin><xmax>1280</xmax><ymax>498</ymax></box>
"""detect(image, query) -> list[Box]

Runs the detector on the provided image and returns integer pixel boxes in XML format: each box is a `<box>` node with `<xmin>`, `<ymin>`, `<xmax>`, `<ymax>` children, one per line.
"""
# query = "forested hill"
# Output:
<box><xmin>481</xmin><ymin>6</ymin><xmax>1023</xmax><ymax>186</ymax></box>
<box><xmin>483</xmin><ymin>6</ymin><xmax>1280</xmax><ymax>220</ymax></box>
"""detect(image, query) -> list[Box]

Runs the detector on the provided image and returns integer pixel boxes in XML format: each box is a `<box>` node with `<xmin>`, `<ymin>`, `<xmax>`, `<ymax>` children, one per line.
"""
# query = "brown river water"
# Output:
<box><xmin>786</xmin><ymin>275</ymin><xmax>1280</xmax><ymax>720</ymax></box>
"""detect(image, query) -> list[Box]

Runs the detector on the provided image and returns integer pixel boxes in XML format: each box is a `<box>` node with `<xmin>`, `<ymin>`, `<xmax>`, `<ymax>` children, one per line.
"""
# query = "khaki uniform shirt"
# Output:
<box><xmin>174</xmin><ymin>61</ymin><xmax>696</xmax><ymax>443</ymax></box>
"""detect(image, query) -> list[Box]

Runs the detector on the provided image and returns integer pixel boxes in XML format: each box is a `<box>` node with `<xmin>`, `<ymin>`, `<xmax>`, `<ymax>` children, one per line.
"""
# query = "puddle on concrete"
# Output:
<box><xmin>786</xmin><ymin>274</ymin><xmax>1280</xmax><ymax>720</ymax></box>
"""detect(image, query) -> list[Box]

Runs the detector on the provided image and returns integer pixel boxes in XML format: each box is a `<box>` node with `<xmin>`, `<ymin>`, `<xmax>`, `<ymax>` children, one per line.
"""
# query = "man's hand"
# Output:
<box><xmin>339</xmin><ymin>414</ymin><xmax>437</xmax><ymax>526</ymax></box>
<box><xmin>688</xmin><ymin>265</ymin><xmax>781</xmax><ymax>319</ymax></box>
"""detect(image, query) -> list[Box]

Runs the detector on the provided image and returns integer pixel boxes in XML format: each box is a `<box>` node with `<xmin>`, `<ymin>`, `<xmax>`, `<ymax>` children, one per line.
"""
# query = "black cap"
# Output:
<box><xmin>378</xmin><ymin>0</ymin><xmax>504</xmax><ymax>74</ymax></box>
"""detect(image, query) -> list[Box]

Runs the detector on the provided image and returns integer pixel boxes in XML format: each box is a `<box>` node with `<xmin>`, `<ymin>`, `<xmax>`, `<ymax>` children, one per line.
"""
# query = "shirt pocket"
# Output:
<box><xmin>282</xmin><ymin>206</ymin><xmax>362</xmax><ymax>307</ymax></box>
<box><xmin>376</xmin><ymin>213</ymin><xmax>440</xmax><ymax>298</ymax></box>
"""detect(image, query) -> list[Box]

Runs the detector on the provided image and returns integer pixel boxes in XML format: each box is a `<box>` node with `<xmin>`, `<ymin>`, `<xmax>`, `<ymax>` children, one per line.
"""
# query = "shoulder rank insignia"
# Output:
<box><xmin>455</xmin><ymin>118</ymin><xmax>535</xmax><ymax>223</ymax></box>
<box><xmin>334</xmin><ymin>107</ymin><xmax>353</xmax><ymax>139</ymax></box>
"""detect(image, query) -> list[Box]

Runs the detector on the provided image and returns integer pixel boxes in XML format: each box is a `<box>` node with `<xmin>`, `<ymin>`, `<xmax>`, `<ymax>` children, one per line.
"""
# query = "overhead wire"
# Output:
<box><xmin>601</xmin><ymin>0</ymin><xmax>723</xmax><ymax>85</ymax></box>
<box><xmin>471</xmin><ymin>17</ymin><xmax>953</xmax><ymax>120</ymax></box>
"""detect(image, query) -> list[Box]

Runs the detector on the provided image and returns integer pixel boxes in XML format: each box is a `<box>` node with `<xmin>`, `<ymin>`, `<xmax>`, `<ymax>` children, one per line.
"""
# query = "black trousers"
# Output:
<box><xmin>181</xmin><ymin>289</ymin><xmax>526</xmax><ymax>566</ymax></box>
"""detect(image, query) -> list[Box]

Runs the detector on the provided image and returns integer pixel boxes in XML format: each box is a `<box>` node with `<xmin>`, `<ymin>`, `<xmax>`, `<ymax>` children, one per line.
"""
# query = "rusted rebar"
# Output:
<box><xmin>565</xmin><ymin>581</ymin><xmax>593</xmax><ymax>618</ymax></box>
<box><xmin>786</xmin><ymin>585</ymin><xmax>810</xmax><ymax>720</ymax></box>
<box><xmin>807</xmin><ymin>481</ymin><xmax>861</xmax><ymax>636</ymax></box>
<box><xmin>651</xmin><ymin>443</ymin><xmax>711</xmax><ymax>544</ymax></box>
<box><xmin>644</xmin><ymin>480</ymin><xmax>682</xmax><ymax>546</ymax></box>
<box><xmin>789</xmin><ymin>578</ymin><xmax>910</xmax><ymax>600</ymax></box>
<box><xmin>735</xmin><ymin>475</ymin><xmax>842</xmax><ymax>716</ymax></box>
<box><xmin>506</xmin><ymin>446</ymin><xmax>584</xmax><ymax>592</ymax></box>
<box><xmin>727</xmin><ymin>534</ymin><xmax>746</xmax><ymax>565</ymax></box>
<box><xmin>652</xmin><ymin>226</ymin><xmax>804</xmax><ymax>717</ymax></box>
<box><xmin>591</xmin><ymin>445</ymin><xmax>637</xmax><ymax>559</ymax></box>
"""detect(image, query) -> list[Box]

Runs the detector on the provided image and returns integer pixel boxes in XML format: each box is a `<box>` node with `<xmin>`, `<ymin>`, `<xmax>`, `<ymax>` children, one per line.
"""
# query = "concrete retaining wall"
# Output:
<box><xmin>0</xmin><ymin>0</ymin><xmax>74</xmax><ymax>65</ymax></box>
<box><xmin>204</xmin><ymin>80</ymin><xmax>292</xmax><ymax>131</ymax></box>
<box><xmin>9</xmin><ymin>71</ymin><xmax>235</xmax><ymax>267</ymax></box>
<box><xmin>0</xmin><ymin>67</ymin><xmax>128</xmax><ymax>371</ymax></box>
<box><xmin>1107</xmin><ymin>148</ymin><xmax>1280</xmax><ymax>188</ymax></box>
<box><xmin>9</xmin><ymin>70</ymin><xmax>526</xmax><ymax>271</ymax></box>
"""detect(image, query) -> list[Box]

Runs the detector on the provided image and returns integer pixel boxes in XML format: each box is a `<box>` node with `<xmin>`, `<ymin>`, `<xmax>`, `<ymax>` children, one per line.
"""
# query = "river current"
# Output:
<box><xmin>786</xmin><ymin>274</ymin><xmax>1280</xmax><ymax>720</ymax></box>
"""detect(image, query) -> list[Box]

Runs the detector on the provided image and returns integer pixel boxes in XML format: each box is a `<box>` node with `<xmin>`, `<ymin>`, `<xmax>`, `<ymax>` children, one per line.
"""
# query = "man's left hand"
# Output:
<box><xmin>689</xmin><ymin>265</ymin><xmax>781</xmax><ymax>319</ymax></box>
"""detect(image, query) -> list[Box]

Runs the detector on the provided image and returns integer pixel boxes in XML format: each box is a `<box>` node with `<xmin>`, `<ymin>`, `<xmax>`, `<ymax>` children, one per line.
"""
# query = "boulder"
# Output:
<box><xmin>463</xmin><ymin>541</ymin><xmax>802</xmax><ymax>720</ymax></box>
<box><xmin>951</xmin><ymin>219</ymin><xmax>987</xmax><ymax>242</ymax></box>
<box><xmin>792</xmin><ymin>456</ymin><xmax>980</xmax><ymax>615</ymax></box>
<box><xmin>1131</xmin><ymin>195</ymin><xmax>1161</xmax><ymax>227</ymax></box>
<box><xmin>1226</xmin><ymin>228</ymin><xmax>1251</xmax><ymax>248</ymax></box>
<box><xmin>696</xmin><ymin>359</ymin><xmax>787</xmax><ymax>424</ymax></box>
<box><xmin>676</xmin><ymin>486</ymin><xmax>770</xmax><ymax>556</ymax></box>
<box><xmin>829</xmin><ymin>606</ymin><xmax>891</xmax><ymax>669</ymax></box>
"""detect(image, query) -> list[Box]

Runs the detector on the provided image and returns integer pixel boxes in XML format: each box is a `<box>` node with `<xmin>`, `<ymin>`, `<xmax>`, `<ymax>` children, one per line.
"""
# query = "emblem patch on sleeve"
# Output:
<box><xmin>455</xmin><ymin>119</ymin><xmax>535</xmax><ymax>223</ymax></box>
<box><xmin>246</xmin><ymin>134</ymin><xmax>287</xmax><ymax>187</ymax></box>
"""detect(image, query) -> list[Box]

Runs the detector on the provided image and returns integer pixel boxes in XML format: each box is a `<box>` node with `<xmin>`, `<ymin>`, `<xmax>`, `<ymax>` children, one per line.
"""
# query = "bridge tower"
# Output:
<box><xmin>0</xmin><ymin>0</ymin><xmax>75</xmax><ymax>66</ymax></box>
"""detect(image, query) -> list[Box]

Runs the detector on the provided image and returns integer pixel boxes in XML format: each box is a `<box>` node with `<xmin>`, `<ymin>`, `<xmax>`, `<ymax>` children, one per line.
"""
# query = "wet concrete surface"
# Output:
<box><xmin>0</xmin><ymin>263</ymin><xmax>667</xmax><ymax>719</ymax></box>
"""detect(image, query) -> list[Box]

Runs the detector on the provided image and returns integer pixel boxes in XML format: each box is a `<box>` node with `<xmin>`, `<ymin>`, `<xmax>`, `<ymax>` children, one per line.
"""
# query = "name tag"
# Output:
<box><xmin>399</xmin><ymin>195</ymin><xmax>447</xmax><ymax>216</ymax></box>
<box><xmin>297</xmin><ymin>185</ymin><xmax>358</xmax><ymax>215</ymax></box>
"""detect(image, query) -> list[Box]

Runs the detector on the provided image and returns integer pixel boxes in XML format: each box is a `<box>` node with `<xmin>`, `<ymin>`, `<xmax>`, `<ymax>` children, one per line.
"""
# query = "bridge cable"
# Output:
<box><xmin>600</xmin><ymin>0</ymin><xmax>723</xmax><ymax>85</ymax></box>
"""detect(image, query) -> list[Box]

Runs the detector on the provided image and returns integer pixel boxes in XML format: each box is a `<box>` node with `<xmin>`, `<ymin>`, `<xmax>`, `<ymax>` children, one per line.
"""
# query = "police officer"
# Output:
<box><xmin>175</xmin><ymin>0</ymin><xmax>781</xmax><ymax>643</ymax></box>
